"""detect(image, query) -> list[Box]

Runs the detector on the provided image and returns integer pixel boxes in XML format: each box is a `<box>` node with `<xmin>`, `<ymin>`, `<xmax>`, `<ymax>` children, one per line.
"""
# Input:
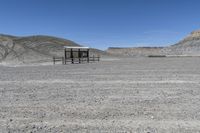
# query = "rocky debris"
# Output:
<box><xmin>1</xmin><ymin>58</ymin><xmax>200</xmax><ymax>132</ymax></box>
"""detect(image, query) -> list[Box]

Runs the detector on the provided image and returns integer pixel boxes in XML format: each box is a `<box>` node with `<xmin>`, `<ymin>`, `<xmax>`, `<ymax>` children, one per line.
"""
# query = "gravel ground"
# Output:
<box><xmin>0</xmin><ymin>57</ymin><xmax>200</xmax><ymax>133</ymax></box>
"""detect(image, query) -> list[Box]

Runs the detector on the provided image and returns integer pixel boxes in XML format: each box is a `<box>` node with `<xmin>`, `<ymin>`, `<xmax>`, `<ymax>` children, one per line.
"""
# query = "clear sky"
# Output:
<box><xmin>0</xmin><ymin>0</ymin><xmax>200</xmax><ymax>49</ymax></box>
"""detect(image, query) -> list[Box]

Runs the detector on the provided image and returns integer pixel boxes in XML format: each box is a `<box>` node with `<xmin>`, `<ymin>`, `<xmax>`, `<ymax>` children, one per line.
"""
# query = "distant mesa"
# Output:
<box><xmin>107</xmin><ymin>47</ymin><xmax>164</xmax><ymax>57</ymax></box>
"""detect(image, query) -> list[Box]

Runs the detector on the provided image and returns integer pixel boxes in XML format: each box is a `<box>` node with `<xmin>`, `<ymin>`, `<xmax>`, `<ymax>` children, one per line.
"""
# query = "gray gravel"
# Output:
<box><xmin>1</xmin><ymin>57</ymin><xmax>200</xmax><ymax>132</ymax></box>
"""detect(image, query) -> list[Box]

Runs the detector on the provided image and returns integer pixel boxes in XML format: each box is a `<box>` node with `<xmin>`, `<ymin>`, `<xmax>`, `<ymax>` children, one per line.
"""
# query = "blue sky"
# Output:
<box><xmin>0</xmin><ymin>0</ymin><xmax>200</xmax><ymax>49</ymax></box>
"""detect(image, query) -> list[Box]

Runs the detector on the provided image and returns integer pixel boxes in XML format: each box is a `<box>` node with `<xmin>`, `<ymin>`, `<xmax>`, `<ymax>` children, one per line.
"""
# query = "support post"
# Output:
<box><xmin>53</xmin><ymin>57</ymin><xmax>55</xmax><ymax>65</ymax></box>
<box><xmin>70</xmin><ymin>48</ymin><xmax>74</xmax><ymax>64</ymax></box>
<box><xmin>78</xmin><ymin>49</ymin><xmax>81</xmax><ymax>63</ymax></box>
<box><xmin>87</xmin><ymin>49</ymin><xmax>89</xmax><ymax>63</ymax></box>
<box><xmin>64</xmin><ymin>48</ymin><xmax>67</xmax><ymax>65</ymax></box>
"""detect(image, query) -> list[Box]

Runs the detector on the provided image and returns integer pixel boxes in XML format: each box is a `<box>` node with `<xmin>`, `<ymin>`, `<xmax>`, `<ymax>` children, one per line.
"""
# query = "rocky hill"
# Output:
<box><xmin>163</xmin><ymin>30</ymin><xmax>200</xmax><ymax>55</ymax></box>
<box><xmin>0</xmin><ymin>34</ymin><xmax>107</xmax><ymax>64</ymax></box>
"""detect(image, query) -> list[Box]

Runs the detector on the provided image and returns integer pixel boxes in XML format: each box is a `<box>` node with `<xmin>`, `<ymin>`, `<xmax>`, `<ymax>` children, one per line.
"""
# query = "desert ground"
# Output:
<box><xmin>1</xmin><ymin>57</ymin><xmax>200</xmax><ymax>132</ymax></box>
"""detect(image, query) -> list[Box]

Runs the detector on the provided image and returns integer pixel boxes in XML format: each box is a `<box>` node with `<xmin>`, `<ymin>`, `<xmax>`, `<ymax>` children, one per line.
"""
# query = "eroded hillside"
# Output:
<box><xmin>0</xmin><ymin>34</ymin><xmax>106</xmax><ymax>64</ymax></box>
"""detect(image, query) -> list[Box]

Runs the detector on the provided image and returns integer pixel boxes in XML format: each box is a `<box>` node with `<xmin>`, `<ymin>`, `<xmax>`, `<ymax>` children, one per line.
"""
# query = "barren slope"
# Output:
<box><xmin>0</xmin><ymin>34</ymin><xmax>107</xmax><ymax>64</ymax></box>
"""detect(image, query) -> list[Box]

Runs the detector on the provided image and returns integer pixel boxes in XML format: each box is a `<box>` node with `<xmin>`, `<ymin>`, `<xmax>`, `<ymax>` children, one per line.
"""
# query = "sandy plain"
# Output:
<box><xmin>0</xmin><ymin>57</ymin><xmax>200</xmax><ymax>133</ymax></box>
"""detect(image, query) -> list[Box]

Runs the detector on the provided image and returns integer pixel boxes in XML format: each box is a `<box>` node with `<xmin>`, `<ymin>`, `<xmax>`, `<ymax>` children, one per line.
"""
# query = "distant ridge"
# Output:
<box><xmin>107</xmin><ymin>29</ymin><xmax>200</xmax><ymax>57</ymax></box>
<box><xmin>1</xmin><ymin>29</ymin><xmax>200</xmax><ymax>64</ymax></box>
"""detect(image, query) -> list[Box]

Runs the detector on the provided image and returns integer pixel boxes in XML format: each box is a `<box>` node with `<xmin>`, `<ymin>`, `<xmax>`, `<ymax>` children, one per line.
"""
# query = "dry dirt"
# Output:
<box><xmin>0</xmin><ymin>57</ymin><xmax>200</xmax><ymax>133</ymax></box>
